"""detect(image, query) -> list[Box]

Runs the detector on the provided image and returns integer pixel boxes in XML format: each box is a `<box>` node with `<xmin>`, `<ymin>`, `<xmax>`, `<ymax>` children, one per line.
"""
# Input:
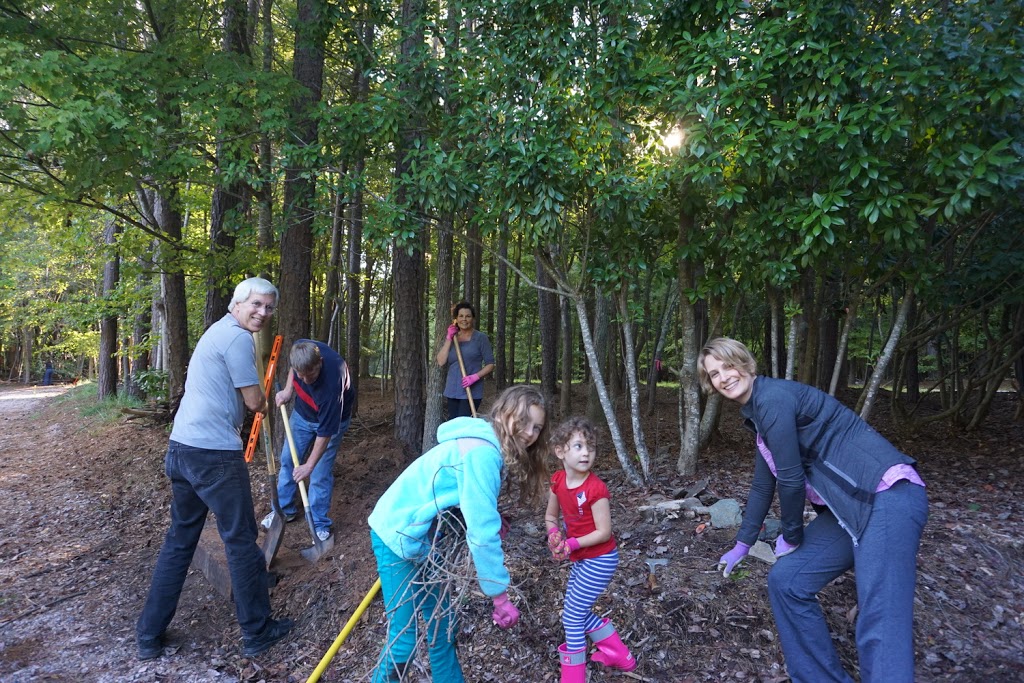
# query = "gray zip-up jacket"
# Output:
<box><xmin>736</xmin><ymin>376</ymin><xmax>917</xmax><ymax>547</ymax></box>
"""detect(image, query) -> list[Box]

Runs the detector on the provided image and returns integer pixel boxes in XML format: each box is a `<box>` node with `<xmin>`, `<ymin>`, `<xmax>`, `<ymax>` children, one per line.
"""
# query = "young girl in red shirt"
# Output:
<box><xmin>544</xmin><ymin>417</ymin><xmax>636</xmax><ymax>682</ymax></box>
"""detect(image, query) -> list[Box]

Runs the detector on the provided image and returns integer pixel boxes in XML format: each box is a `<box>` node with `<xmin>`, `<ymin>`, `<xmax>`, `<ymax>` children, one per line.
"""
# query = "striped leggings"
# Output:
<box><xmin>562</xmin><ymin>550</ymin><xmax>619</xmax><ymax>651</ymax></box>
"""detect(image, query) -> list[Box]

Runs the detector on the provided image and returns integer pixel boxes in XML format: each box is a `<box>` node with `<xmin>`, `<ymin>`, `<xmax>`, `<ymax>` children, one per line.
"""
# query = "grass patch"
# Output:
<box><xmin>54</xmin><ymin>380</ymin><xmax>145</xmax><ymax>422</ymax></box>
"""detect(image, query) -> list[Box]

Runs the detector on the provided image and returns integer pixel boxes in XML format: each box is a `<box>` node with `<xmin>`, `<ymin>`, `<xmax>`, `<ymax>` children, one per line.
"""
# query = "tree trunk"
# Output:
<box><xmin>799</xmin><ymin>272</ymin><xmax>820</xmax><ymax>387</ymax></box>
<box><xmin>785</xmin><ymin>292</ymin><xmax>800</xmax><ymax>381</ymax></box>
<box><xmin>535</xmin><ymin>251</ymin><xmax>559</xmax><ymax>404</ymax></box>
<box><xmin>98</xmin><ymin>217</ymin><xmax>121</xmax><ymax>400</ymax></box>
<box><xmin>20</xmin><ymin>327</ymin><xmax>32</xmax><ymax>384</ymax></box>
<box><xmin>153</xmin><ymin>190</ymin><xmax>189</xmax><ymax>404</ymax></box>
<box><xmin>769</xmin><ymin>288</ymin><xmax>782</xmax><ymax>378</ymax></box>
<box><xmin>125</xmin><ymin>266</ymin><xmax>152</xmax><ymax>401</ymax></box>
<box><xmin>830</xmin><ymin>299</ymin><xmax>858</xmax><ymax>396</ymax></box>
<box><xmin>278</xmin><ymin>0</ymin><xmax>328</xmax><ymax>363</ymax></box>
<box><xmin>254</xmin><ymin>0</ymin><xmax>276</xmax><ymax>360</ymax></box>
<box><xmin>391</xmin><ymin>0</ymin><xmax>428</xmax><ymax>458</ymax></box>
<box><xmin>559</xmin><ymin>292</ymin><xmax>573</xmax><ymax>417</ymax></box>
<box><xmin>587</xmin><ymin>290</ymin><xmax>610</xmax><ymax>424</ymax></box>
<box><xmin>204</xmin><ymin>0</ymin><xmax>252</xmax><ymax>328</ymax></box>
<box><xmin>507</xmin><ymin>235</ymin><xmax>522</xmax><ymax>382</ymax></box>
<box><xmin>345</xmin><ymin>9</ymin><xmax>373</xmax><ymax>405</ymax></box>
<box><xmin>319</xmin><ymin>181</ymin><xmax>345</xmax><ymax>343</ymax></box>
<box><xmin>495</xmin><ymin>230</ymin><xmax>509</xmax><ymax>390</ymax></box>
<box><xmin>617</xmin><ymin>286</ymin><xmax>651</xmax><ymax>480</ymax></box>
<box><xmin>572</xmin><ymin>289</ymin><xmax>642</xmax><ymax>486</ymax></box>
<box><xmin>346</xmin><ymin>167</ymin><xmax>365</xmax><ymax>403</ymax></box>
<box><xmin>359</xmin><ymin>251</ymin><xmax>376</xmax><ymax>378</ymax></box>
<box><xmin>464</xmin><ymin>217</ymin><xmax>482</xmax><ymax>312</ymax></box>
<box><xmin>859</xmin><ymin>289</ymin><xmax>914</xmax><ymax>420</ymax></box>
<box><xmin>647</xmin><ymin>288</ymin><xmax>677</xmax><ymax>415</ymax></box>
<box><xmin>676</xmin><ymin>208</ymin><xmax>702</xmax><ymax>477</ymax></box>
<box><xmin>422</xmin><ymin>210</ymin><xmax>455</xmax><ymax>450</ymax></box>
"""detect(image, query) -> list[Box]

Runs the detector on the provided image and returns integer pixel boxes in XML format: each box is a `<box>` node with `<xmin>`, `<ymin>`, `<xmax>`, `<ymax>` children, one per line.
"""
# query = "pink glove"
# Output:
<box><xmin>446</xmin><ymin>324</ymin><xmax>458</xmax><ymax>340</ymax></box>
<box><xmin>547</xmin><ymin>527</ymin><xmax>566</xmax><ymax>560</ymax></box>
<box><xmin>499</xmin><ymin>515</ymin><xmax>510</xmax><ymax>540</ymax></box>
<box><xmin>718</xmin><ymin>541</ymin><xmax>750</xmax><ymax>577</ymax></box>
<box><xmin>552</xmin><ymin>537</ymin><xmax>580</xmax><ymax>561</ymax></box>
<box><xmin>461</xmin><ymin>372</ymin><xmax>480</xmax><ymax>388</ymax></box>
<box><xmin>774</xmin><ymin>536</ymin><xmax>799</xmax><ymax>558</ymax></box>
<box><xmin>491</xmin><ymin>593</ymin><xmax>519</xmax><ymax>629</ymax></box>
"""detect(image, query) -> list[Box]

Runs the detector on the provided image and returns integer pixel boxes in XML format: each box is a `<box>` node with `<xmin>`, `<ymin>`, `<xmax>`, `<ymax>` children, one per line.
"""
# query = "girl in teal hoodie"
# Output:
<box><xmin>368</xmin><ymin>385</ymin><xmax>549</xmax><ymax>682</ymax></box>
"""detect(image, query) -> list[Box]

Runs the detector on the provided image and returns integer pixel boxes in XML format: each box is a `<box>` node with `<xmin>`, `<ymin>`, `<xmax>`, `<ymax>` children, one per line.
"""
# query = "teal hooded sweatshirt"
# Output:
<box><xmin>368</xmin><ymin>416</ymin><xmax>510</xmax><ymax>597</ymax></box>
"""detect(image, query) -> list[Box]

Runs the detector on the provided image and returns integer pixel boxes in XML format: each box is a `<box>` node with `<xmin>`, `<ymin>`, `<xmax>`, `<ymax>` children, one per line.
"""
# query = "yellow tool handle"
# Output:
<box><xmin>306</xmin><ymin>578</ymin><xmax>382</xmax><ymax>683</ymax></box>
<box><xmin>279</xmin><ymin>402</ymin><xmax>313</xmax><ymax>509</ymax></box>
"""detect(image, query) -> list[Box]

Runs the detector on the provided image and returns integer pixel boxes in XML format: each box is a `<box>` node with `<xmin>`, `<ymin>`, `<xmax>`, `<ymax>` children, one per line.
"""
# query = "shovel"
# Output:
<box><xmin>255</xmin><ymin>335</ymin><xmax>286</xmax><ymax>568</ymax></box>
<box><xmin>279</xmin><ymin>401</ymin><xmax>333</xmax><ymax>563</ymax></box>
<box><xmin>259</xmin><ymin>415</ymin><xmax>286</xmax><ymax>567</ymax></box>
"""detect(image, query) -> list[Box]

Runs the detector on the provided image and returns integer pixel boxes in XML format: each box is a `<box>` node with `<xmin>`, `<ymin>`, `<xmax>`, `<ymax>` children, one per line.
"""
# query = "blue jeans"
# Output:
<box><xmin>277</xmin><ymin>410</ymin><xmax>349</xmax><ymax>534</ymax></box>
<box><xmin>767</xmin><ymin>481</ymin><xmax>928</xmax><ymax>683</ymax></box>
<box><xmin>370</xmin><ymin>531</ymin><xmax>463</xmax><ymax>683</ymax></box>
<box><xmin>137</xmin><ymin>441</ymin><xmax>272</xmax><ymax>640</ymax></box>
<box><xmin>446</xmin><ymin>398</ymin><xmax>480</xmax><ymax>420</ymax></box>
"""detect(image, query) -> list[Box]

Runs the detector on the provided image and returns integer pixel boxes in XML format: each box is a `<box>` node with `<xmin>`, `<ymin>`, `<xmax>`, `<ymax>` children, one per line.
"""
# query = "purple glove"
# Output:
<box><xmin>491</xmin><ymin>593</ymin><xmax>519</xmax><ymax>629</ymax></box>
<box><xmin>563</xmin><ymin>537</ymin><xmax>581</xmax><ymax>553</ymax></box>
<box><xmin>461</xmin><ymin>372</ymin><xmax>480</xmax><ymax>388</ymax></box>
<box><xmin>718</xmin><ymin>541</ymin><xmax>750</xmax><ymax>577</ymax></box>
<box><xmin>446</xmin><ymin>324</ymin><xmax>458</xmax><ymax>340</ymax></box>
<box><xmin>774</xmin><ymin>536</ymin><xmax>799</xmax><ymax>558</ymax></box>
<box><xmin>499</xmin><ymin>515</ymin><xmax>510</xmax><ymax>540</ymax></box>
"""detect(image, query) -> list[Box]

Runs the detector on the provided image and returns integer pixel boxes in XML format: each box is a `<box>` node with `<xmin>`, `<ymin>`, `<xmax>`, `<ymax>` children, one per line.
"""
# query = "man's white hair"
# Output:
<box><xmin>228</xmin><ymin>277</ymin><xmax>278</xmax><ymax>312</ymax></box>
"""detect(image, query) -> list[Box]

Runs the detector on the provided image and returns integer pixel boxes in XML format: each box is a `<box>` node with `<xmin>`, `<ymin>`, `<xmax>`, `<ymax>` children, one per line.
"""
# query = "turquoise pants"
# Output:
<box><xmin>370</xmin><ymin>530</ymin><xmax>463</xmax><ymax>683</ymax></box>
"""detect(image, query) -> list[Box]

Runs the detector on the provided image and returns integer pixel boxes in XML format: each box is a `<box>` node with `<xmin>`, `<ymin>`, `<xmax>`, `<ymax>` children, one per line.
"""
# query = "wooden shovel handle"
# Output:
<box><xmin>451</xmin><ymin>329</ymin><xmax>477</xmax><ymax>418</ymax></box>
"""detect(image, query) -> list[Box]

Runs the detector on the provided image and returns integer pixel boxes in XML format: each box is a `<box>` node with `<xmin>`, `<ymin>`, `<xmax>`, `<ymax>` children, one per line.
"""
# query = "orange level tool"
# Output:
<box><xmin>244</xmin><ymin>334</ymin><xmax>283</xmax><ymax>462</ymax></box>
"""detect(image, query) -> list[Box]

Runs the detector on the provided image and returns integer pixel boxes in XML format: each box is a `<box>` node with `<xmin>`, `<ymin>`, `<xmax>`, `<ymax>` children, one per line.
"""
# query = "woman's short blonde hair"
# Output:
<box><xmin>697</xmin><ymin>337</ymin><xmax>758</xmax><ymax>393</ymax></box>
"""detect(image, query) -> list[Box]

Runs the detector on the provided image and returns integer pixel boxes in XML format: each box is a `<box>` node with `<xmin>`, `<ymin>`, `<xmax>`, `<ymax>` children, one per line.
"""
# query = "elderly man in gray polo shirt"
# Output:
<box><xmin>137</xmin><ymin>277</ymin><xmax>293</xmax><ymax>659</ymax></box>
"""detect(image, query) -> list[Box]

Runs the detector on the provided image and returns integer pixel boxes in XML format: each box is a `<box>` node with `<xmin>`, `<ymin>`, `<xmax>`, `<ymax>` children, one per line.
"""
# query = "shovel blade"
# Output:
<box><xmin>300</xmin><ymin>532</ymin><xmax>334</xmax><ymax>563</ymax></box>
<box><xmin>261</xmin><ymin>515</ymin><xmax>286</xmax><ymax>569</ymax></box>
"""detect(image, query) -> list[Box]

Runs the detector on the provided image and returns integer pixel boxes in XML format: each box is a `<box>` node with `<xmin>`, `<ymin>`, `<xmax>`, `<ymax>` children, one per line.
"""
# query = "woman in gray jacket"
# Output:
<box><xmin>699</xmin><ymin>337</ymin><xmax>927</xmax><ymax>683</ymax></box>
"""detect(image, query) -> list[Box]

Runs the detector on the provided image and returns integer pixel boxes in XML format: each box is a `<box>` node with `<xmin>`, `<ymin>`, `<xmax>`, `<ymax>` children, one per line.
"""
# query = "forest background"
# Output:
<box><xmin>1</xmin><ymin>0</ymin><xmax>1022</xmax><ymax>478</ymax></box>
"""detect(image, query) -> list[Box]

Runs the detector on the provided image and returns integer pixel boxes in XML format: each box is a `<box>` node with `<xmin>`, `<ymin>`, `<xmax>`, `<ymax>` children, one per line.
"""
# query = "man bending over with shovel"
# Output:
<box><xmin>137</xmin><ymin>277</ymin><xmax>293</xmax><ymax>660</ymax></box>
<box><xmin>263</xmin><ymin>339</ymin><xmax>353</xmax><ymax>547</ymax></box>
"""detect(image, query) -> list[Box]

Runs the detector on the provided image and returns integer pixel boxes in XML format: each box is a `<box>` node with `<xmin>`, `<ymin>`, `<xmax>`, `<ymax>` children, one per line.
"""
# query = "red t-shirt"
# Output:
<box><xmin>551</xmin><ymin>470</ymin><xmax>617</xmax><ymax>561</ymax></box>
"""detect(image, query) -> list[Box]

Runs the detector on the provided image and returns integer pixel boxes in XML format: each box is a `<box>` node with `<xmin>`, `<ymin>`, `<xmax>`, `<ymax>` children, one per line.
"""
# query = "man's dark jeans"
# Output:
<box><xmin>137</xmin><ymin>440</ymin><xmax>272</xmax><ymax>641</ymax></box>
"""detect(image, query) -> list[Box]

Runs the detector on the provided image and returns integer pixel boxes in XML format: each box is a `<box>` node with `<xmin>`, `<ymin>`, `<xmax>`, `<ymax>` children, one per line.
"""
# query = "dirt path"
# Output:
<box><xmin>0</xmin><ymin>384</ymin><xmax>242</xmax><ymax>683</ymax></box>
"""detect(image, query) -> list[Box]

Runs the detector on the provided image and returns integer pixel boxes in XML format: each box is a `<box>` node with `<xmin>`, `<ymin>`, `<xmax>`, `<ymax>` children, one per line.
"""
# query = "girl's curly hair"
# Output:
<box><xmin>549</xmin><ymin>416</ymin><xmax>598</xmax><ymax>455</ymax></box>
<box><xmin>488</xmin><ymin>385</ymin><xmax>549</xmax><ymax>505</ymax></box>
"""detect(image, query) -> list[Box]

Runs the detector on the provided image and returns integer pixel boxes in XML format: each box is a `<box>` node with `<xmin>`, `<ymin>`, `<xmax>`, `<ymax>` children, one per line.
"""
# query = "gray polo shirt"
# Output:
<box><xmin>170</xmin><ymin>314</ymin><xmax>260</xmax><ymax>451</ymax></box>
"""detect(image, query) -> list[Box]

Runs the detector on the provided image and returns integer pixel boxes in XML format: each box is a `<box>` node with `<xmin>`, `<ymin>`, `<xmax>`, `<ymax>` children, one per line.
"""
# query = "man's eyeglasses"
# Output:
<box><xmin>249</xmin><ymin>300</ymin><xmax>276</xmax><ymax>314</ymax></box>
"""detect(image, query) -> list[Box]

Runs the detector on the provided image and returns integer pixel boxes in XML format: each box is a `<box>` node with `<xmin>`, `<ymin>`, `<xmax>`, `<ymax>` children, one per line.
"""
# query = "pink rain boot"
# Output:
<box><xmin>586</xmin><ymin>618</ymin><xmax>637</xmax><ymax>672</ymax></box>
<box><xmin>558</xmin><ymin>643</ymin><xmax>587</xmax><ymax>683</ymax></box>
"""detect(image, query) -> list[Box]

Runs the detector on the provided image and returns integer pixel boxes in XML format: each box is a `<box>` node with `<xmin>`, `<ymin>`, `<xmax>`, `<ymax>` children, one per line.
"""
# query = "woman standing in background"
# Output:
<box><xmin>435</xmin><ymin>301</ymin><xmax>495</xmax><ymax>420</ymax></box>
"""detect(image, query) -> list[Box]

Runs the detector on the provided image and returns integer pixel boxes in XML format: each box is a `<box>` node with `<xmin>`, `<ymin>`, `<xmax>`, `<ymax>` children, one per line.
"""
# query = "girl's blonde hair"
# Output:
<box><xmin>488</xmin><ymin>385</ymin><xmax>549</xmax><ymax>504</ymax></box>
<box><xmin>697</xmin><ymin>337</ymin><xmax>758</xmax><ymax>393</ymax></box>
<box><xmin>549</xmin><ymin>416</ymin><xmax>598</xmax><ymax>456</ymax></box>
